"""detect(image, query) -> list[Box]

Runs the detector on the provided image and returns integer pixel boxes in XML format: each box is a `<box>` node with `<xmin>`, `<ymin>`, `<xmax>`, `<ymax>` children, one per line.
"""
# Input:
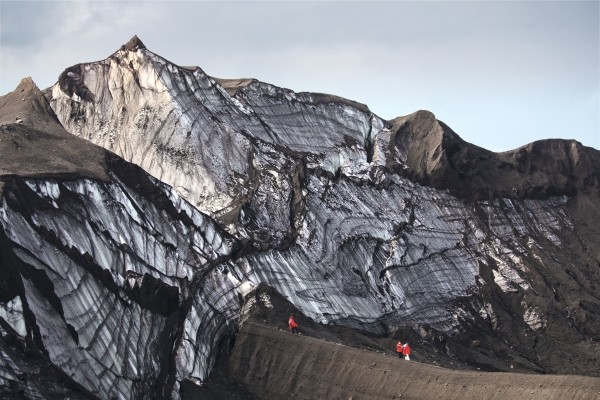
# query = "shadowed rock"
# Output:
<box><xmin>389</xmin><ymin>110</ymin><xmax>600</xmax><ymax>200</ymax></box>
<box><xmin>121</xmin><ymin>35</ymin><xmax>146</xmax><ymax>51</ymax></box>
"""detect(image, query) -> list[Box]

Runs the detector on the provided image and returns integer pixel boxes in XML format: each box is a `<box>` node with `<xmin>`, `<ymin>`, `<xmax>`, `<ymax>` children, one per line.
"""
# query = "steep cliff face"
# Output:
<box><xmin>1</xmin><ymin>37</ymin><xmax>599</xmax><ymax>399</ymax></box>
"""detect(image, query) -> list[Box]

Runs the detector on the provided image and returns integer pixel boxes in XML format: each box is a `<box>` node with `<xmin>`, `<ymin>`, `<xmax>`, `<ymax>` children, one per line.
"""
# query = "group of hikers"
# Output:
<box><xmin>396</xmin><ymin>340</ymin><xmax>411</xmax><ymax>360</ymax></box>
<box><xmin>288</xmin><ymin>314</ymin><xmax>412</xmax><ymax>361</ymax></box>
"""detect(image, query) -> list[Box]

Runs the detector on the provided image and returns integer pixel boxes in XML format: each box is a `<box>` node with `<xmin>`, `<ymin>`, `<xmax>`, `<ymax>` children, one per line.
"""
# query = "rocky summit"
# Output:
<box><xmin>0</xmin><ymin>37</ymin><xmax>599</xmax><ymax>399</ymax></box>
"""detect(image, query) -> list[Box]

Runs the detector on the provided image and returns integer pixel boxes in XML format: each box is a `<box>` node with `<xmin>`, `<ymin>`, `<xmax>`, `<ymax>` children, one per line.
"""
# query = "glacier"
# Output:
<box><xmin>0</xmin><ymin>36</ymin><xmax>598</xmax><ymax>398</ymax></box>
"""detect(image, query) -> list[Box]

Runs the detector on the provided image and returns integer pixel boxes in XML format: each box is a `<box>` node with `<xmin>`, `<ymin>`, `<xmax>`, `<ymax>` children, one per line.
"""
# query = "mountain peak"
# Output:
<box><xmin>0</xmin><ymin>76</ymin><xmax>109</xmax><ymax>182</ymax></box>
<box><xmin>16</xmin><ymin>76</ymin><xmax>37</xmax><ymax>90</ymax></box>
<box><xmin>120</xmin><ymin>35</ymin><xmax>146</xmax><ymax>51</ymax></box>
<box><xmin>0</xmin><ymin>76</ymin><xmax>57</xmax><ymax>126</ymax></box>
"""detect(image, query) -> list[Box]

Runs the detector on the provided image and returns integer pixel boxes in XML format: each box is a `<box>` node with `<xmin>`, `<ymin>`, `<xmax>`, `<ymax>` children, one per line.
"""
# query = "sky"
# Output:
<box><xmin>0</xmin><ymin>0</ymin><xmax>598</xmax><ymax>152</ymax></box>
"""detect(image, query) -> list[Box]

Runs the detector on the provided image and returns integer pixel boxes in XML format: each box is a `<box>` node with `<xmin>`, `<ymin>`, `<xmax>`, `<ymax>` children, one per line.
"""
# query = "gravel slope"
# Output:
<box><xmin>227</xmin><ymin>322</ymin><xmax>600</xmax><ymax>400</ymax></box>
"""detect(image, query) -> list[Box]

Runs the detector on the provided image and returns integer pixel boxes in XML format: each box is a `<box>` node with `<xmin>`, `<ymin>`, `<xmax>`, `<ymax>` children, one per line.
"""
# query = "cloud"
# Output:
<box><xmin>0</xmin><ymin>0</ymin><xmax>597</xmax><ymax>151</ymax></box>
<box><xmin>1</xmin><ymin>2</ymin><xmax>54</xmax><ymax>49</ymax></box>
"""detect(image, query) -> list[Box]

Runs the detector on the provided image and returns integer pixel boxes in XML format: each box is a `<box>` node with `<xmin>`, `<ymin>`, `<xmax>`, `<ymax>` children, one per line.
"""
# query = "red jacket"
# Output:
<box><xmin>396</xmin><ymin>342</ymin><xmax>404</xmax><ymax>353</ymax></box>
<box><xmin>402</xmin><ymin>344</ymin><xmax>411</xmax><ymax>356</ymax></box>
<box><xmin>288</xmin><ymin>316</ymin><xmax>298</xmax><ymax>330</ymax></box>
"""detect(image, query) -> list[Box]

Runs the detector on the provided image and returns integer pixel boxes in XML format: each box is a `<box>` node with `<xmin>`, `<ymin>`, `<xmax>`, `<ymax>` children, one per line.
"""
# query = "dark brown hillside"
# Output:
<box><xmin>389</xmin><ymin>110</ymin><xmax>600</xmax><ymax>201</ymax></box>
<box><xmin>0</xmin><ymin>77</ymin><xmax>109</xmax><ymax>194</ymax></box>
<box><xmin>186</xmin><ymin>285</ymin><xmax>600</xmax><ymax>399</ymax></box>
<box><xmin>209</xmin><ymin>322</ymin><xmax>600</xmax><ymax>400</ymax></box>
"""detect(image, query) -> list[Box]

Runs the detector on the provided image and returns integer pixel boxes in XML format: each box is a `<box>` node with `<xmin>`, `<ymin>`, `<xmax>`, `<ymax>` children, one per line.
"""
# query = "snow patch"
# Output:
<box><xmin>523</xmin><ymin>304</ymin><xmax>546</xmax><ymax>331</ymax></box>
<box><xmin>0</xmin><ymin>297</ymin><xmax>27</xmax><ymax>337</ymax></box>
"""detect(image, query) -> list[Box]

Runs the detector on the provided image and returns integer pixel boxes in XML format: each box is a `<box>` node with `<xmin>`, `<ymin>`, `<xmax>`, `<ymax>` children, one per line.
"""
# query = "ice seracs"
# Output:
<box><xmin>0</xmin><ymin>36</ymin><xmax>599</xmax><ymax>398</ymax></box>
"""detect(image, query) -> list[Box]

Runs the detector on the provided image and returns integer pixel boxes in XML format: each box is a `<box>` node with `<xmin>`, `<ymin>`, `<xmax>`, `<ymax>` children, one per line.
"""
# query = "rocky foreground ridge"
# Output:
<box><xmin>0</xmin><ymin>36</ymin><xmax>599</xmax><ymax>399</ymax></box>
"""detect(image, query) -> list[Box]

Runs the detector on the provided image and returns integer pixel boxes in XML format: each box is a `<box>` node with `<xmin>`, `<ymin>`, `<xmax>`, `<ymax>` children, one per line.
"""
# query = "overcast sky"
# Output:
<box><xmin>1</xmin><ymin>1</ymin><xmax>598</xmax><ymax>151</ymax></box>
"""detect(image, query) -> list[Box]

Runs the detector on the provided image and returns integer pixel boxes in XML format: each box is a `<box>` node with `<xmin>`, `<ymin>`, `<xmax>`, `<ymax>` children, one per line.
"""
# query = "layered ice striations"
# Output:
<box><xmin>0</xmin><ymin>38</ymin><xmax>593</xmax><ymax>397</ymax></box>
<box><xmin>50</xmin><ymin>48</ymin><xmax>254</xmax><ymax>220</ymax></box>
<box><xmin>0</xmin><ymin>168</ymin><xmax>578</xmax><ymax>398</ymax></box>
<box><xmin>0</xmin><ymin>172</ymin><xmax>240</xmax><ymax>399</ymax></box>
<box><xmin>48</xmin><ymin>45</ymin><xmax>386</xmax><ymax>229</ymax></box>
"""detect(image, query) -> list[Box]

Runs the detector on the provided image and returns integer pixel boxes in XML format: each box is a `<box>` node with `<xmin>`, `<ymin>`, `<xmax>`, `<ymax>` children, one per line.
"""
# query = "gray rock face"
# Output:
<box><xmin>1</xmin><ymin>38</ymin><xmax>599</xmax><ymax>398</ymax></box>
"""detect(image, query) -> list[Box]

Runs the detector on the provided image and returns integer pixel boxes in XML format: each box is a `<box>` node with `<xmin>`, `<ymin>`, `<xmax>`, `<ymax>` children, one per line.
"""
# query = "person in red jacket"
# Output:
<box><xmin>396</xmin><ymin>341</ymin><xmax>404</xmax><ymax>358</ymax></box>
<box><xmin>402</xmin><ymin>343</ymin><xmax>411</xmax><ymax>360</ymax></box>
<box><xmin>288</xmin><ymin>314</ymin><xmax>299</xmax><ymax>334</ymax></box>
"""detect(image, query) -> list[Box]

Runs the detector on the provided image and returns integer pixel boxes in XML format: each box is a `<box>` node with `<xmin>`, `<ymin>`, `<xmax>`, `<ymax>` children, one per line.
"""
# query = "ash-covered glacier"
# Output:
<box><xmin>1</xmin><ymin>36</ymin><xmax>599</xmax><ymax>399</ymax></box>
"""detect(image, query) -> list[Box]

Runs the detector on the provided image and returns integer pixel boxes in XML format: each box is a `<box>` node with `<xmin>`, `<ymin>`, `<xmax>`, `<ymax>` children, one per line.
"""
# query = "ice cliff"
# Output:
<box><xmin>0</xmin><ymin>36</ymin><xmax>598</xmax><ymax>398</ymax></box>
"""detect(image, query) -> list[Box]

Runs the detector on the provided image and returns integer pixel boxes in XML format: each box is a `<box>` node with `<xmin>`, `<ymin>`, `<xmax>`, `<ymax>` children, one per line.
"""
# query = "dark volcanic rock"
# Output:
<box><xmin>389</xmin><ymin>110</ymin><xmax>600</xmax><ymax>200</ymax></box>
<box><xmin>225</xmin><ymin>321</ymin><xmax>600</xmax><ymax>400</ymax></box>
<box><xmin>197</xmin><ymin>285</ymin><xmax>600</xmax><ymax>399</ymax></box>
<box><xmin>121</xmin><ymin>35</ymin><xmax>146</xmax><ymax>51</ymax></box>
<box><xmin>0</xmin><ymin>77</ymin><xmax>109</xmax><ymax>187</ymax></box>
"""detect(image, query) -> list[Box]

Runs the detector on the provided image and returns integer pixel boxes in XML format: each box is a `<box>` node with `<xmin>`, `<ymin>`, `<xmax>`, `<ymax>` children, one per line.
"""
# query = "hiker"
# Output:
<box><xmin>288</xmin><ymin>314</ymin><xmax>299</xmax><ymax>334</ymax></box>
<box><xmin>402</xmin><ymin>343</ymin><xmax>411</xmax><ymax>360</ymax></box>
<box><xmin>396</xmin><ymin>341</ymin><xmax>404</xmax><ymax>358</ymax></box>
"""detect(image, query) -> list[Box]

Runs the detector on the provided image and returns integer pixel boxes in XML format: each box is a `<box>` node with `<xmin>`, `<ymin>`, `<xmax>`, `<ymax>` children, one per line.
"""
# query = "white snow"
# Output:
<box><xmin>0</xmin><ymin>297</ymin><xmax>26</xmax><ymax>337</ymax></box>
